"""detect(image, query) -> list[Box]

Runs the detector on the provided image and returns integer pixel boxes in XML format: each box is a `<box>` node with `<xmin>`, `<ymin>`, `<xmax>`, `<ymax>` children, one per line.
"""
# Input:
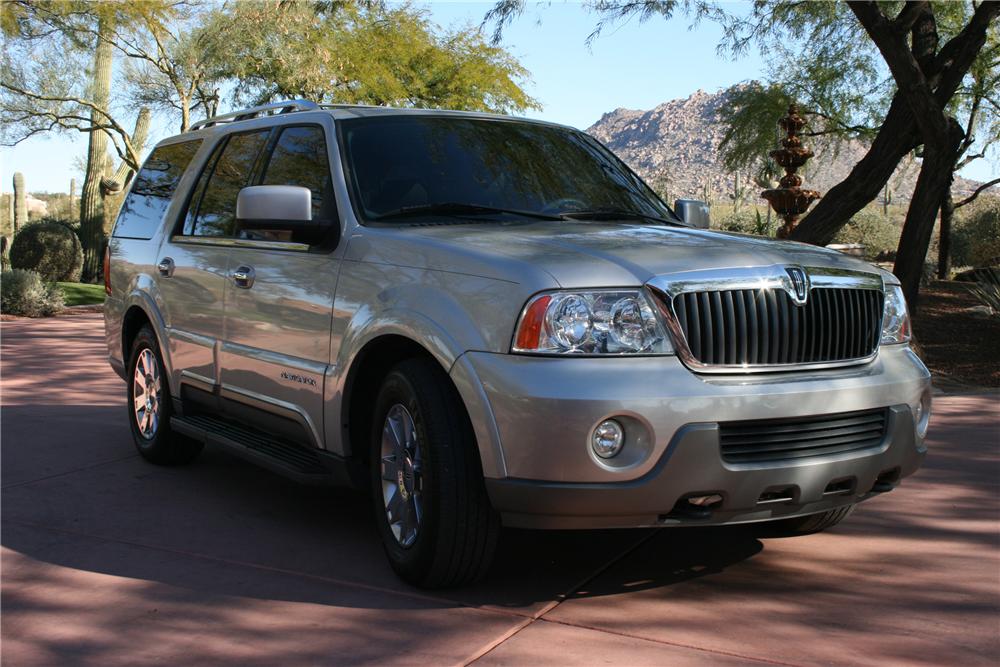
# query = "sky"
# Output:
<box><xmin>1</xmin><ymin>1</ymin><xmax>996</xmax><ymax>194</ymax></box>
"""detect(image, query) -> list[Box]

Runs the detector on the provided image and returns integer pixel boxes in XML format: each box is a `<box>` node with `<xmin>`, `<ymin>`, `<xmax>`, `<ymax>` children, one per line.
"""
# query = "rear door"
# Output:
<box><xmin>157</xmin><ymin>129</ymin><xmax>271</xmax><ymax>401</ymax></box>
<box><xmin>218</xmin><ymin>123</ymin><xmax>341</xmax><ymax>447</ymax></box>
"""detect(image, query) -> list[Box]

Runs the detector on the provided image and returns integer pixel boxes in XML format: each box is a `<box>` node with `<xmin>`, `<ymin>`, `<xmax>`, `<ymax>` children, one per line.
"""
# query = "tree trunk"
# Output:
<box><xmin>790</xmin><ymin>1</ymin><xmax>997</xmax><ymax>248</ymax></box>
<box><xmin>112</xmin><ymin>108</ymin><xmax>152</xmax><ymax>187</ymax></box>
<box><xmin>789</xmin><ymin>96</ymin><xmax>920</xmax><ymax>245</ymax></box>
<box><xmin>893</xmin><ymin>119</ymin><xmax>964</xmax><ymax>309</ymax></box>
<box><xmin>936</xmin><ymin>189</ymin><xmax>954</xmax><ymax>280</ymax></box>
<box><xmin>79</xmin><ymin>14</ymin><xmax>115</xmax><ymax>283</ymax></box>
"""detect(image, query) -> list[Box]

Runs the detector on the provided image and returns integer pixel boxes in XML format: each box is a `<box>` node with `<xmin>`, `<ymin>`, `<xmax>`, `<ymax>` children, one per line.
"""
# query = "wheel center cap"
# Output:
<box><xmin>397</xmin><ymin>454</ymin><xmax>416</xmax><ymax>500</ymax></box>
<box><xmin>397</xmin><ymin>468</ymin><xmax>408</xmax><ymax>499</ymax></box>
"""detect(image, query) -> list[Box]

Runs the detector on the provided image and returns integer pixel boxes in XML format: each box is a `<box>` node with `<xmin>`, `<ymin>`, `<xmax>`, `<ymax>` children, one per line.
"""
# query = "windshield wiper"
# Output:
<box><xmin>558</xmin><ymin>208</ymin><xmax>683</xmax><ymax>226</ymax></box>
<box><xmin>373</xmin><ymin>202</ymin><xmax>563</xmax><ymax>222</ymax></box>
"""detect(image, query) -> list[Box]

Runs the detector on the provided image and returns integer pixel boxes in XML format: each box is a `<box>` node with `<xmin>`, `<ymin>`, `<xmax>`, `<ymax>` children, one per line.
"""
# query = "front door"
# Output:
<box><xmin>218</xmin><ymin>124</ymin><xmax>341</xmax><ymax>447</ymax></box>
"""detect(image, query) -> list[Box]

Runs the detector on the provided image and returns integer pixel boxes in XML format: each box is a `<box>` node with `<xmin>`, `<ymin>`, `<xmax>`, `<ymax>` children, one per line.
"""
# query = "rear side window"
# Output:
<box><xmin>184</xmin><ymin>130</ymin><xmax>270</xmax><ymax>237</ymax></box>
<box><xmin>112</xmin><ymin>139</ymin><xmax>202</xmax><ymax>239</ymax></box>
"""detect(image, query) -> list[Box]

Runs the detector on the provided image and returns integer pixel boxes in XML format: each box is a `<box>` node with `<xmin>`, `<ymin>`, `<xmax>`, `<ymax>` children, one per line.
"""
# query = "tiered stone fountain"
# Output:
<box><xmin>761</xmin><ymin>104</ymin><xmax>821</xmax><ymax>238</ymax></box>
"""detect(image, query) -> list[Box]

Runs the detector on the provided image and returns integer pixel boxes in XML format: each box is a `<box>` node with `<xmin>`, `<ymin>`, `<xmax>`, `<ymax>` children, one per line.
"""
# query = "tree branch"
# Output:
<box><xmin>955</xmin><ymin>177</ymin><xmax>1000</xmax><ymax>208</ymax></box>
<box><xmin>892</xmin><ymin>1</ymin><xmax>928</xmax><ymax>34</ymax></box>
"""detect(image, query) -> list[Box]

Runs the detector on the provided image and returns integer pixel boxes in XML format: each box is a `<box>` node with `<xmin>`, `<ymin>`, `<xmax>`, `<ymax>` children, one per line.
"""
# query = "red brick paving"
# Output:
<box><xmin>2</xmin><ymin>314</ymin><xmax>998</xmax><ymax>666</ymax></box>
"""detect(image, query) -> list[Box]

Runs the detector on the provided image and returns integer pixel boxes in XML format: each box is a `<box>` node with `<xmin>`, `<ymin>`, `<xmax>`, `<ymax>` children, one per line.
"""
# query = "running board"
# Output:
<box><xmin>171</xmin><ymin>414</ymin><xmax>335</xmax><ymax>485</ymax></box>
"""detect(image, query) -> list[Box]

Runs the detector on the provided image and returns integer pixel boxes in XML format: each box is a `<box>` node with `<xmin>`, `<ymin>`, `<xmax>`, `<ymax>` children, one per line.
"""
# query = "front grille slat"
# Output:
<box><xmin>687</xmin><ymin>293</ymin><xmax>701</xmax><ymax>361</ymax></box>
<box><xmin>671</xmin><ymin>287</ymin><xmax>883</xmax><ymax>369</ymax></box>
<box><xmin>722</xmin><ymin>414</ymin><xmax>886</xmax><ymax>437</ymax></box>
<box><xmin>723</xmin><ymin>290</ymin><xmax>737</xmax><ymax>364</ymax></box>
<box><xmin>700</xmin><ymin>292</ymin><xmax>713</xmax><ymax>364</ymax></box>
<box><xmin>720</xmin><ymin>408</ymin><xmax>888</xmax><ymax>464</ymax></box>
<box><xmin>745</xmin><ymin>289</ymin><xmax>758</xmax><ymax>365</ymax></box>
<box><xmin>721</xmin><ymin>424</ymin><xmax>886</xmax><ymax>449</ymax></box>
<box><xmin>711</xmin><ymin>291</ymin><xmax>725</xmax><ymax>364</ymax></box>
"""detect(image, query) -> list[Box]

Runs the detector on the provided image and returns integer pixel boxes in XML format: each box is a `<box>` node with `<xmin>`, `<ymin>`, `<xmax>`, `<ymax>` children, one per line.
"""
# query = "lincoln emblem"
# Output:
<box><xmin>786</xmin><ymin>267</ymin><xmax>808</xmax><ymax>302</ymax></box>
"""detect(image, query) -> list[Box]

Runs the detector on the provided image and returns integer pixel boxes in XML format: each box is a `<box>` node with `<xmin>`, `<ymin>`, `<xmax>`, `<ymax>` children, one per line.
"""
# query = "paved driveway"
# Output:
<box><xmin>2</xmin><ymin>313</ymin><xmax>998</xmax><ymax>666</ymax></box>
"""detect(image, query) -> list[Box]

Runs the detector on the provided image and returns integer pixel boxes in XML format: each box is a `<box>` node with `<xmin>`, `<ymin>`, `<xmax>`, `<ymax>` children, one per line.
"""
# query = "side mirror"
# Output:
<box><xmin>236</xmin><ymin>185</ymin><xmax>329</xmax><ymax>244</ymax></box>
<box><xmin>674</xmin><ymin>199</ymin><xmax>711</xmax><ymax>229</ymax></box>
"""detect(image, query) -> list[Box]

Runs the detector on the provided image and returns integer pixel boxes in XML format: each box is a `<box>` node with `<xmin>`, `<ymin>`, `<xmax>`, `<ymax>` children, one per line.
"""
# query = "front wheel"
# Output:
<box><xmin>370</xmin><ymin>357</ymin><xmax>500</xmax><ymax>588</ymax></box>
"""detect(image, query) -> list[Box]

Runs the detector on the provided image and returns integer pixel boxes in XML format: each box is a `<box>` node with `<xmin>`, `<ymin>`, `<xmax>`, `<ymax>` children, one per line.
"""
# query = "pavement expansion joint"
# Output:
<box><xmin>1</xmin><ymin>453</ymin><xmax>139</xmax><ymax>490</ymax></box>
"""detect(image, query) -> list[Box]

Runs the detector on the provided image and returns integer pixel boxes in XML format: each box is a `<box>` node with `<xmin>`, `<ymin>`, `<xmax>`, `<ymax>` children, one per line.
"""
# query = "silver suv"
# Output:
<box><xmin>104</xmin><ymin>100</ymin><xmax>931</xmax><ymax>588</ymax></box>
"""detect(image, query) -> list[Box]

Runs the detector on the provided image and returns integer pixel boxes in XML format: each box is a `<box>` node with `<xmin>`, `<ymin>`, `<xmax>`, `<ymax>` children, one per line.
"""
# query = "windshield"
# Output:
<box><xmin>339</xmin><ymin>115</ymin><xmax>677</xmax><ymax>224</ymax></box>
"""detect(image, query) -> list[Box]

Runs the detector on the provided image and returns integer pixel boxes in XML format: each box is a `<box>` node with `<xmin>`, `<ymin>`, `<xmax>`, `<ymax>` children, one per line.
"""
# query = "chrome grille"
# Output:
<box><xmin>719</xmin><ymin>408</ymin><xmax>889</xmax><ymax>464</ymax></box>
<box><xmin>670</xmin><ymin>287</ymin><xmax>883</xmax><ymax>367</ymax></box>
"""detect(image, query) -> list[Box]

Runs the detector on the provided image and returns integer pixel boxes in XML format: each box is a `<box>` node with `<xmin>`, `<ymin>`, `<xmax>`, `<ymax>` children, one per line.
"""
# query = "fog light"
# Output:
<box><xmin>592</xmin><ymin>419</ymin><xmax>625</xmax><ymax>458</ymax></box>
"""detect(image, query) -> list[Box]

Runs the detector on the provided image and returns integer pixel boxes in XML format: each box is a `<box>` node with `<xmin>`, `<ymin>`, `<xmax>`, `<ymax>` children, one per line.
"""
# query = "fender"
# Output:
<box><xmin>121</xmin><ymin>276</ymin><xmax>174</xmax><ymax>389</ymax></box>
<box><xmin>324</xmin><ymin>304</ymin><xmax>506</xmax><ymax>478</ymax></box>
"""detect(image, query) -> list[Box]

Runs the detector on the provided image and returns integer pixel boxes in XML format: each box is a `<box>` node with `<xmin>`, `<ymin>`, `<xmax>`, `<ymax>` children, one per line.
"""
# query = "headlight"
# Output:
<box><xmin>881</xmin><ymin>284</ymin><xmax>911</xmax><ymax>344</ymax></box>
<box><xmin>512</xmin><ymin>289</ymin><xmax>673</xmax><ymax>355</ymax></box>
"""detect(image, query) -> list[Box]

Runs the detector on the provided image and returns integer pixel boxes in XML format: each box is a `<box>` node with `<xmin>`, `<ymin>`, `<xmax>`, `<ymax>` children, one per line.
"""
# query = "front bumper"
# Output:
<box><xmin>452</xmin><ymin>344</ymin><xmax>930</xmax><ymax>529</ymax></box>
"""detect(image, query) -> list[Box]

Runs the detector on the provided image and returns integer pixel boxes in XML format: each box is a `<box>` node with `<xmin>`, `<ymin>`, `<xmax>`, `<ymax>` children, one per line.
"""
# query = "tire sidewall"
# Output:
<box><xmin>126</xmin><ymin>326</ymin><xmax>171</xmax><ymax>455</ymax></box>
<box><xmin>369</xmin><ymin>368</ymin><xmax>440</xmax><ymax>580</ymax></box>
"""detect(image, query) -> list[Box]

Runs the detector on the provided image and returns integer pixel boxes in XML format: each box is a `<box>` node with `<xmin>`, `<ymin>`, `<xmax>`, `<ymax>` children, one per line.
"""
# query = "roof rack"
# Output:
<box><xmin>188</xmin><ymin>100</ymin><xmax>320</xmax><ymax>132</ymax></box>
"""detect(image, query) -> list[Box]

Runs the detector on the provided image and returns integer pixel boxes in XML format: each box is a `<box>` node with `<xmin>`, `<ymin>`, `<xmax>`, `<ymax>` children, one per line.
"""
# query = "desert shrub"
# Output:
<box><xmin>1</xmin><ymin>269</ymin><xmax>64</xmax><ymax>317</ymax></box>
<box><xmin>713</xmin><ymin>209</ymin><xmax>773</xmax><ymax>236</ymax></box>
<box><xmin>951</xmin><ymin>196</ymin><xmax>1000</xmax><ymax>268</ymax></box>
<box><xmin>9</xmin><ymin>219</ymin><xmax>84</xmax><ymax>282</ymax></box>
<box><xmin>831</xmin><ymin>210</ymin><xmax>899</xmax><ymax>259</ymax></box>
<box><xmin>966</xmin><ymin>268</ymin><xmax>1000</xmax><ymax>318</ymax></box>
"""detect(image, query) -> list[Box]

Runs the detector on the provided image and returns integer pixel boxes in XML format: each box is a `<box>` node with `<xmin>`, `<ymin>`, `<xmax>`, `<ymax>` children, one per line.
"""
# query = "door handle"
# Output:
<box><xmin>232</xmin><ymin>265</ymin><xmax>255</xmax><ymax>289</ymax></box>
<box><xmin>157</xmin><ymin>257</ymin><xmax>175</xmax><ymax>277</ymax></box>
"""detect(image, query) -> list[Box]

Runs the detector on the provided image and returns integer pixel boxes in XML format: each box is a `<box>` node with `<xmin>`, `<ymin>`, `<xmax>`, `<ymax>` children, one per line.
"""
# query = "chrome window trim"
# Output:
<box><xmin>645</xmin><ymin>265</ymin><xmax>885</xmax><ymax>375</ymax></box>
<box><xmin>169</xmin><ymin>235</ymin><xmax>311</xmax><ymax>252</ymax></box>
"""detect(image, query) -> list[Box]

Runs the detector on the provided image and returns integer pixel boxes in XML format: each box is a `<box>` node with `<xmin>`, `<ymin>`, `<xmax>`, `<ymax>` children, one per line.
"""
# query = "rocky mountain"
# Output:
<box><xmin>586</xmin><ymin>88</ymin><xmax>982</xmax><ymax>208</ymax></box>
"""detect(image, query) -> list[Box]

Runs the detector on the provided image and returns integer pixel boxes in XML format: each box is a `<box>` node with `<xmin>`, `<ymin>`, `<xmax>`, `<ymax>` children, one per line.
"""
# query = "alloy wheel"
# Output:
<box><xmin>380</xmin><ymin>403</ymin><xmax>423</xmax><ymax>547</ymax></box>
<box><xmin>132</xmin><ymin>348</ymin><xmax>162</xmax><ymax>439</ymax></box>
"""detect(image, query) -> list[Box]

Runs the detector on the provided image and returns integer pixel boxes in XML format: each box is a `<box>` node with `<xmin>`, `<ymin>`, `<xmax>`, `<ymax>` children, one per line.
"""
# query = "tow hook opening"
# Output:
<box><xmin>872</xmin><ymin>467</ymin><xmax>901</xmax><ymax>493</ymax></box>
<box><xmin>665</xmin><ymin>493</ymin><xmax>724</xmax><ymax>520</ymax></box>
<box><xmin>757</xmin><ymin>486</ymin><xmax>797</xmax><ymax>505</ymax></box>
<box><xmin>824</xmin><ymin>477</ymin><xmax>856</xmax><ymax>496</ymax></box>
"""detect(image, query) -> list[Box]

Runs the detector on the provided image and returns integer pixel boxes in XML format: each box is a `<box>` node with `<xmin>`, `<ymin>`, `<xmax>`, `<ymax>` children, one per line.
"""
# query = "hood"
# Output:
<box><xmin>353</xmin><ymin>221</ymin><xmax>884</xmax><ymax>288</ymax></box>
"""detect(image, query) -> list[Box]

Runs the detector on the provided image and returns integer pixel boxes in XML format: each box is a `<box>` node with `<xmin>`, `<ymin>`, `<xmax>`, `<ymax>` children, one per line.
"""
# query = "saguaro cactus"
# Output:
<box><xmin>79</xmin><ymin>13</ymin><xmax>115</xmax><ymax>282</ymax></box>
<box><xmin>13</xmin><ymin>172</ymin><xmax>26</xmax><ymax>234</ymax></box>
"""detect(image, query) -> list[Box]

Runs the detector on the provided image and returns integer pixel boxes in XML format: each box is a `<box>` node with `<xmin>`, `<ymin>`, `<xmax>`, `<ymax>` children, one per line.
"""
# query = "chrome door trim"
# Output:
<box><xmin>219</xmin><ymin>341</ymin><xmax>330</xmax><ymax>377</ymax></box>
<box><xmin>218</xmin><ymin>382</ymin><xmax>324</xmax><ymax>449</ymax></box>
<box><xmin>170</xmin><ymin>235</ymin><xmax>311</xmax><ymax>253</ymax></box>
<box><xmin>179</xmin><ymin>370</ymin><xmax>215</xmax><ymax>392</ymax></box>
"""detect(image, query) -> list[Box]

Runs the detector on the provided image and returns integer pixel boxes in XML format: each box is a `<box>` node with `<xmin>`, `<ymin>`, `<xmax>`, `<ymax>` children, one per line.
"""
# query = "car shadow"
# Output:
<box><xmin>2</xmin><ymin>403</ymin><xmax>768</xmax><ymax>613</ymax></box>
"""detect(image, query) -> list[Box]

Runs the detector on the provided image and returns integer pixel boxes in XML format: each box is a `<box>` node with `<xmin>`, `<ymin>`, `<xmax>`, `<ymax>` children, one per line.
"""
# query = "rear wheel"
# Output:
<box><xmin>761</xmin><ymin>505</ymin><xmax>855</xmax><ymax>536</ymax></box>
<box><xmin>126</xmin><ymin>325</ymin><xmax>202</xmax><ymax>465</ymax></box>
<box><xmin>369</xmin><ymin>357</ymin><xmax>500</xmax><ymax>588</ymax></box>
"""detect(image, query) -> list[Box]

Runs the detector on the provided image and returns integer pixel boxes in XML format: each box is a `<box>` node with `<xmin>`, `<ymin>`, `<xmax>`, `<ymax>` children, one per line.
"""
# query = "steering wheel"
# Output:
<box><xmin>542</xmin><ymin>198</ymin><xmax>588</xmax><ymax>215</ymax></box>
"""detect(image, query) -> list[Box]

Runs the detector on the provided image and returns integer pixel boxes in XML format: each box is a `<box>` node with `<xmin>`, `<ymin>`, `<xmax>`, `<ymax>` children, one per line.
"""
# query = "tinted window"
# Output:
<box><xmin>112</xmin><ymin>140</ymin><xmax>201</xmax><ymax>239</ymax></box>
<box><xmin>261</xmin><ymin>126</ymin><xmax>333</xmax><ymax>220</ymax></box>
<box><xmin>188</xmin><ymin>130</ymin><xmax>269</xmax><ymax>237</ymax></box>
<box><xmin>340</xmin><ymin>116</ymin><xmax>672</xmax><ymax>223</ymax></box>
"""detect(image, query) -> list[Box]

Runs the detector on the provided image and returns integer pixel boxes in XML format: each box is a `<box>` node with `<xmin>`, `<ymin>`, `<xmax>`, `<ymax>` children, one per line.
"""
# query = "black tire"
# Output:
<box><xmin>126</xmin><ymin>325</ymin><xmax>202</xmax><ymax>465</ymax></box>
<box><xmin>761</xmin><ymin>505</ymin><xmax>855</xmax><ymax>536</ymax></box>
<box><xmin>369</xmin><ymin>357</ymin><xmax>500</xmax><ymax>588</ymax></box>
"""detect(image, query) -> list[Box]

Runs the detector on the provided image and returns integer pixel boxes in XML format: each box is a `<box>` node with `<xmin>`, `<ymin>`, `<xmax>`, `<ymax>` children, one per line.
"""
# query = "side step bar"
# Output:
<box><xmin>172</xmin><ymin>414</ymin><xmax>337</xmax><ymax>485</ymax></box>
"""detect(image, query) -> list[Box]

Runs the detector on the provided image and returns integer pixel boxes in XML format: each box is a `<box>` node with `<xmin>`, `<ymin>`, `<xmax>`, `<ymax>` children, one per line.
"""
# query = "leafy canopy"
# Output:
<box><xmin>209</xmin><ymin>1</ymin><xmax>539</xmax><ymax>114</ymax></box>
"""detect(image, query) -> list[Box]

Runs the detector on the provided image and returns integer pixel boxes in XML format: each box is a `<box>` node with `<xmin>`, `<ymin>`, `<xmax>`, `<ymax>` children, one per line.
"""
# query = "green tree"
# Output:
<box><xmin>210</xmin><ymin>1</ymin><xmax>538</xmax><ymax>114</ymax></box>
<box><xmin>0</xmin><ymin>0</ymin><xmax>177</xmax><ymax>280</ymax></box>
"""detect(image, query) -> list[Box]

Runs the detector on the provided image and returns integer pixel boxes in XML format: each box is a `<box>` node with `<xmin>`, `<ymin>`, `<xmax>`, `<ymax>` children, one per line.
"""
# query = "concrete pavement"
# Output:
<box><xmin>2</xmin><ymin>313</ymin><xmax>998</xmax><ymax>666</ymax></box>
